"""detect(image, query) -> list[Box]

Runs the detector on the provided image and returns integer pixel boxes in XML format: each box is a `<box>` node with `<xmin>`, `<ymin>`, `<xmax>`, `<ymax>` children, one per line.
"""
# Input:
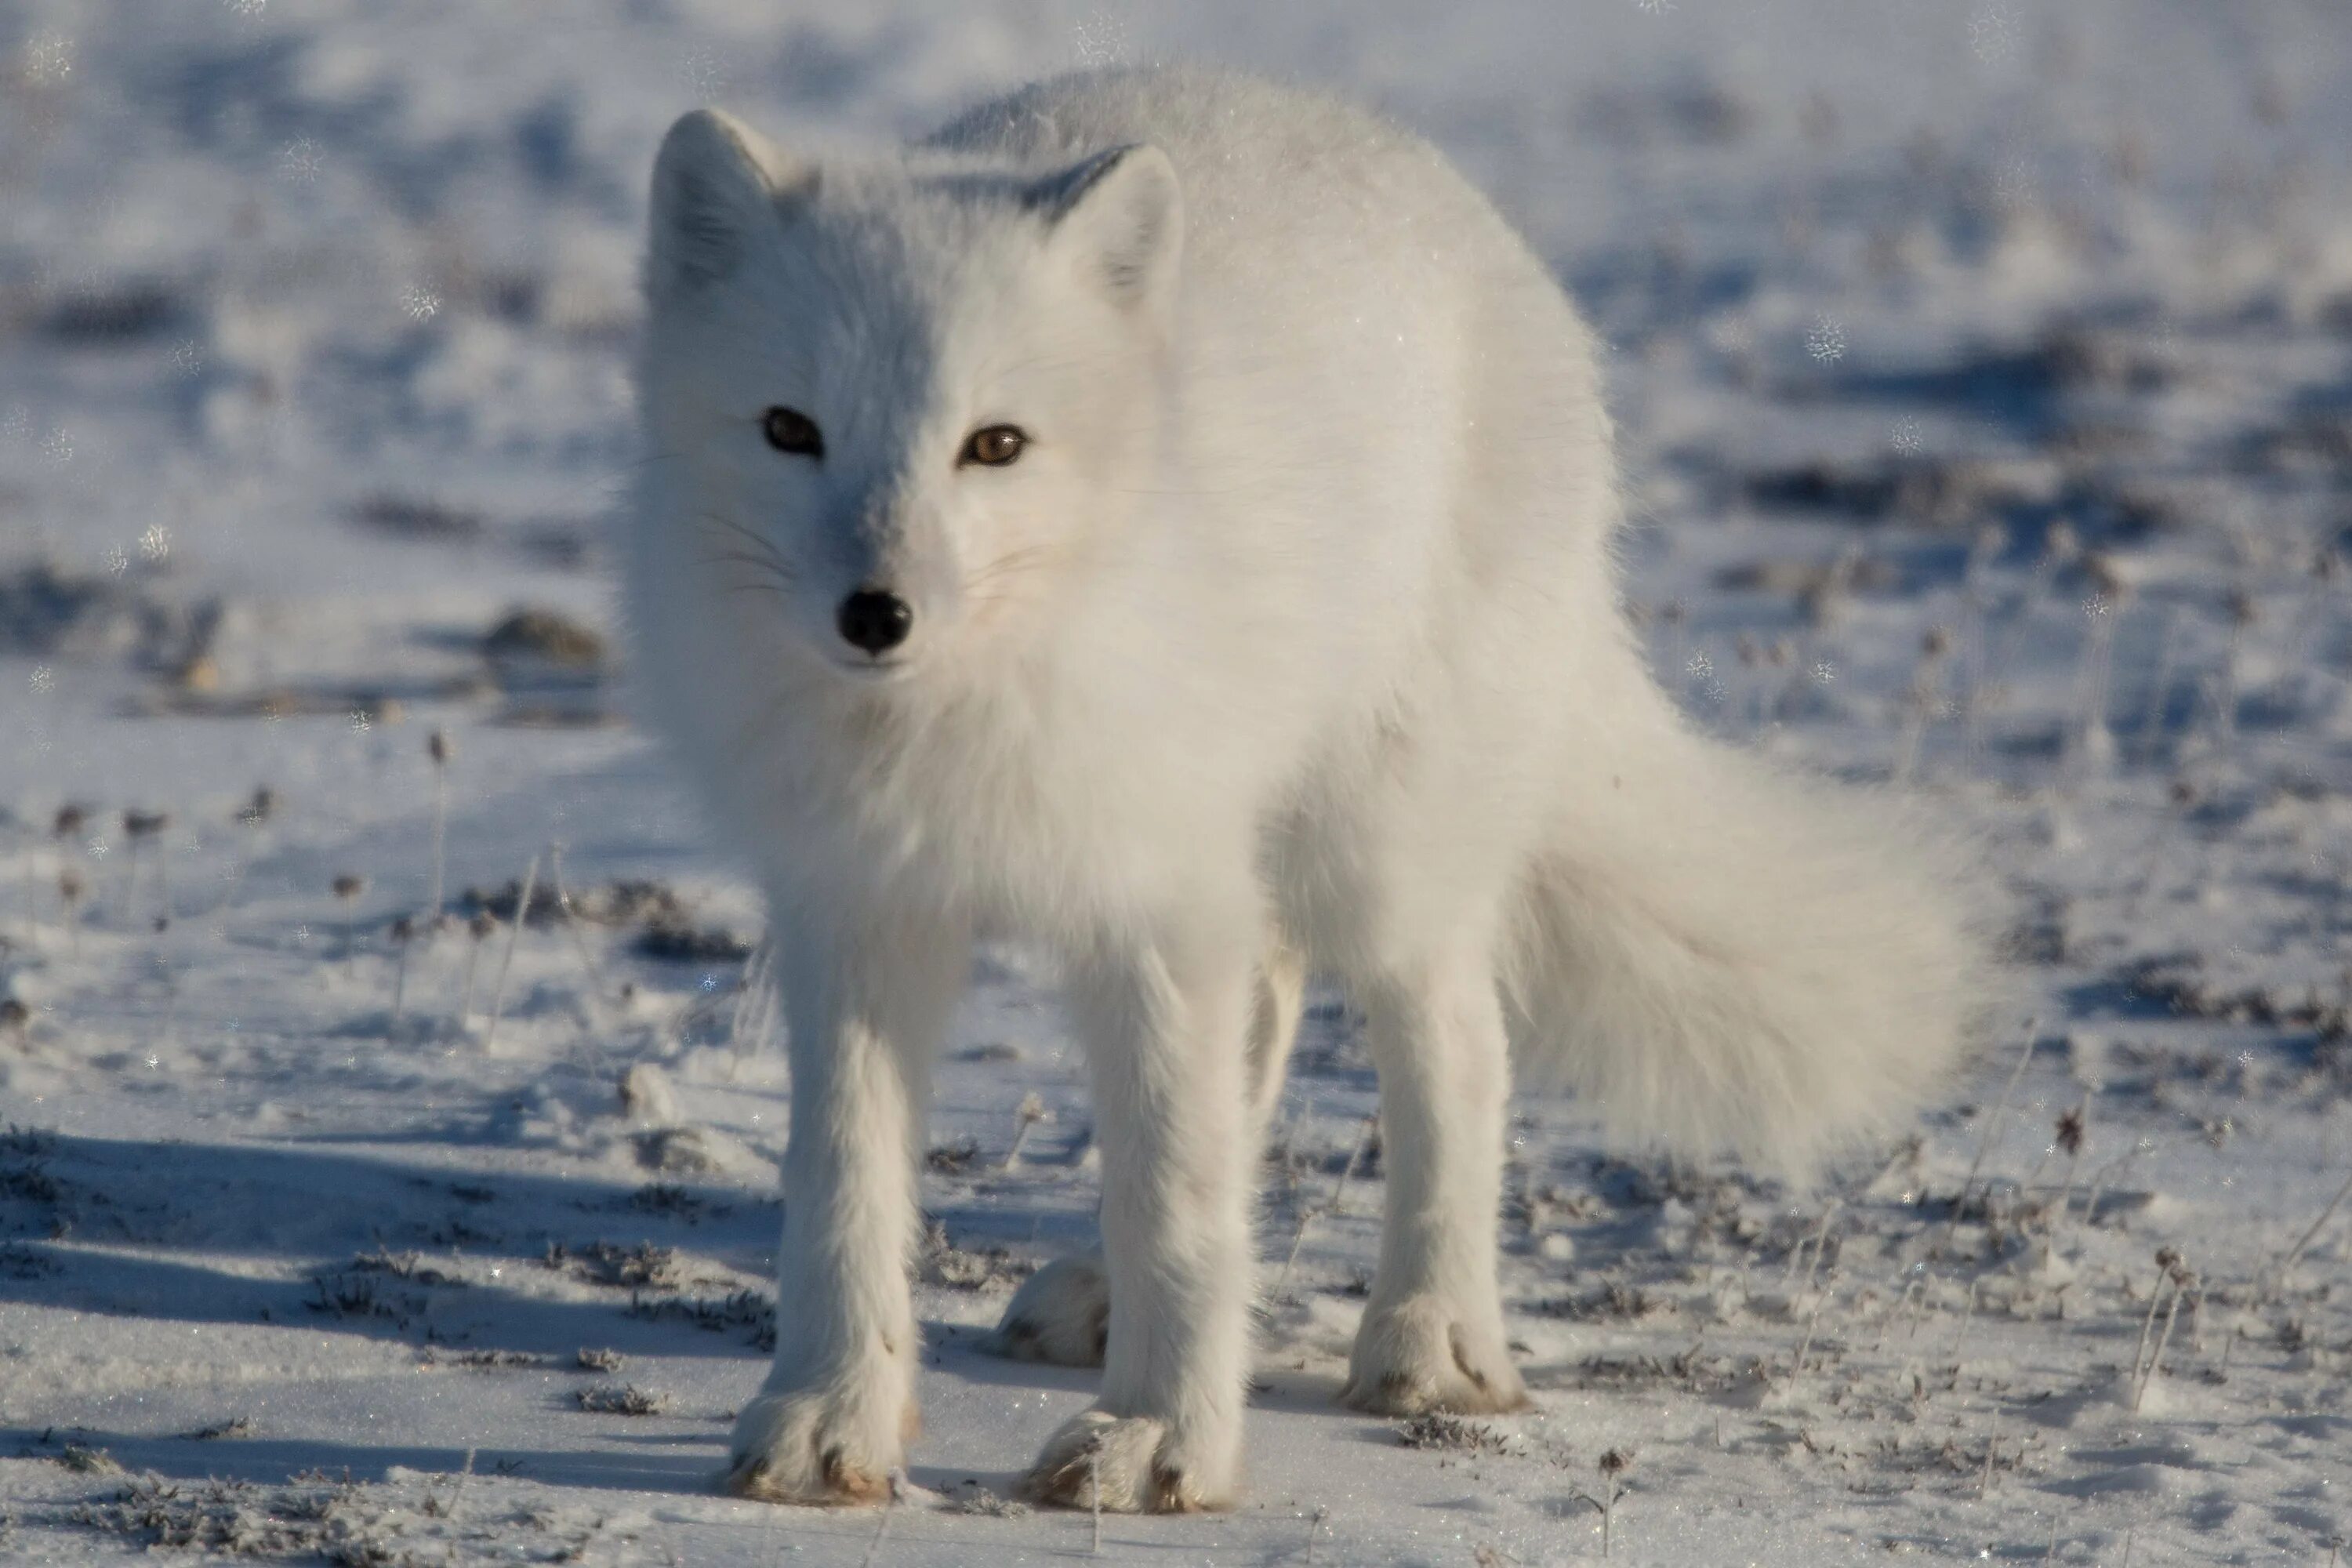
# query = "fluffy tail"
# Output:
<box><xmin>1499</xmin><ymin>709</ymin><xmax>1995</xmax><ymax>1178</ymax></box>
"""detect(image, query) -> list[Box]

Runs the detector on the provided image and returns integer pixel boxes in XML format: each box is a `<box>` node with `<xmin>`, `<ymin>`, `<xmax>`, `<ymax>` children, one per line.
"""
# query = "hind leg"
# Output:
<box><xmin>987</xmin><ymin>933</ymin><xmax>1302</xmax><ymax>1370</ymax></box>
<box><xmin>1341</xmin><ymin>942</ymin><xmax>1529</xmax><ymax>1415</ymax></box>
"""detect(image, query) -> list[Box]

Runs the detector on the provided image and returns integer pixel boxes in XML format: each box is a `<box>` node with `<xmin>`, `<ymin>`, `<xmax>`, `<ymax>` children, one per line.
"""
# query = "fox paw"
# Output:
<box><xmin>983</xmin><ymin>1253</ymin><xmax>1109</xmax><ymax>1367</ymax></box>
<box><xmin>1015</xmin><ymin>1409</ymin><xmax>1232</xmax><ymax>1513</ymax></box>
<box><xmin>1341</xmin><ymin>1296</ymin><xmax>1530</xmax><ymax>1416</ymax></box>
<box><xmin>723</xmin><ymin>1382</ymin><xmax>917</xmax><ymax>1505</ymax></box>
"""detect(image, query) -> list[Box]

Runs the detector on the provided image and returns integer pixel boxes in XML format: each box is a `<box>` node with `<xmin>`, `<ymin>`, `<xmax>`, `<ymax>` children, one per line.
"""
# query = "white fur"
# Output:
<box><xmin>622</xmin><ymin>67</ymin><xmax>1987</xmax><ymax>1513</ymax></box>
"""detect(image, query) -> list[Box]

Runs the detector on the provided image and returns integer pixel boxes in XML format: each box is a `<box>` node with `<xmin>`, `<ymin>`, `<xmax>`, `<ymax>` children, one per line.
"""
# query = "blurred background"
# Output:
<box><xmin>3</xmin><ymin>1</ymin><xmax>2348</xmax><ymax>810</ymax></box>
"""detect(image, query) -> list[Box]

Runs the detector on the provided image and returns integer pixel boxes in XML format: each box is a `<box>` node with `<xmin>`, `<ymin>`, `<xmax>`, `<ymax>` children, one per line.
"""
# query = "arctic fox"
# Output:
<box><xmin>624</xmin><ymin>67</ymin><xmax>1984</xmax><ymax>1512</ymax></box>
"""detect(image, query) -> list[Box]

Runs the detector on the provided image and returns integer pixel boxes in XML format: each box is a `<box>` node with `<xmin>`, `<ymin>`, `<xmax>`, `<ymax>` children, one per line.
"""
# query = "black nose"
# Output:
<box><xmin>836</xmin><ymin>587</ymin><xmax>913</xmax><ymax>655</ymax></box>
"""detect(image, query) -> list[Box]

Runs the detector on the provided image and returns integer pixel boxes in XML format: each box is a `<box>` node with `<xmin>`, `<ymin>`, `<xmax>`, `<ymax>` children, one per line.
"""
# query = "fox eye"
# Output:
<box><xmin>959</xmin><ymin>424</ymin><xmax>1027</xmax><ymax>467</ymax></box>
<box><xmin>761</xmin><ymin>406</ymin><xmax>823</xmax><ymax>459</ymax></box>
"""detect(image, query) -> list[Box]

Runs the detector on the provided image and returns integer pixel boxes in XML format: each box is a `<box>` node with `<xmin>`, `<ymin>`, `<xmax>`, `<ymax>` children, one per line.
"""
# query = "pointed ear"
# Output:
<box><xmin>646</xmin><ymin>108</ymin><xmax>812</xmax><ymax>299</ymax></box>
<box><xmin>1030</xmin><ymin>144</ymin><xmax>1182</xmax><ymax>313</ymax></box>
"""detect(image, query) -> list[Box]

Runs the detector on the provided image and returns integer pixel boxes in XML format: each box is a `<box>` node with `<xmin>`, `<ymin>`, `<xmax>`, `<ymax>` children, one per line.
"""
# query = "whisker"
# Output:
<box><xmin>690</xmin><ymin>513</ymin><xmax>799</xmax><ymax>581</ymax></box>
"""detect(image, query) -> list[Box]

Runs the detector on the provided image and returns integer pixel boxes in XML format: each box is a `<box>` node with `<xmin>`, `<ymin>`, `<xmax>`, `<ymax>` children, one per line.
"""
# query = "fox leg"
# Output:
<box><xmin>1016</xmin><ymin>909</ymin><xmax>1260</xmax><ymax>1512</ymax></box>
<box><xmin>1341</xmin><ymin>942</ymin><xmax>1530</xmax><ymax>1415</ymax></box>
<box><xmin>987</xmin><ymin>931</ymin><xmax>1301</xmax><ymax>1371</ymax></box>
<box><xmin>725</xmin><ymin>901</ymin><xmax>967</xmax><ymax>1504</ymax></box>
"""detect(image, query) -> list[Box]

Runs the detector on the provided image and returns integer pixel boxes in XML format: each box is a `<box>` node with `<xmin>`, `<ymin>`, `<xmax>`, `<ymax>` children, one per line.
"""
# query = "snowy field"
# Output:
<box><xmin>5</xmin><ymin>2</ymin><xmax>2352</xmax><ymax>1562</ymax></box>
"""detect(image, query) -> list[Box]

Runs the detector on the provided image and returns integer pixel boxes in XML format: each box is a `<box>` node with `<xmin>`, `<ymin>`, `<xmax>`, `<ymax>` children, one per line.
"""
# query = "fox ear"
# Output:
<box><xmin>647</xmin><ymin>109</ymin><xmax>812</xmax><ymax>298</ymax></box>
<box><xmin>1030</xmin><ymin>144</ymin><xmax>1182</xmax><ymax>314</ymax></box>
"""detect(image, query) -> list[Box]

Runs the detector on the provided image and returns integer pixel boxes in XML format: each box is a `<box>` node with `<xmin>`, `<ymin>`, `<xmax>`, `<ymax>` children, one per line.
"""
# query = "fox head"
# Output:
<box><xmin>634</xmin><ymin>108</ymin><xmax>1183</xmax><ymax>686</ymax></box>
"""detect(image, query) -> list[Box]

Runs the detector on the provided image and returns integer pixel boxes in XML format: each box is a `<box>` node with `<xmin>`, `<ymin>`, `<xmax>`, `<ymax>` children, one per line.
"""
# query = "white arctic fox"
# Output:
<box><xmin>623</xmin><ymin>67</ymin><xmax>1984</xmax><ymax>1512</ymax></box>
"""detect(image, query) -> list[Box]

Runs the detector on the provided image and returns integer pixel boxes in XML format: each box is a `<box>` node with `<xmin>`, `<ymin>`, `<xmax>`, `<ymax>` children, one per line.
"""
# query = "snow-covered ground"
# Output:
<box><xmin>5</xmin><ymin>2</ymin><xmax>2352</xmax><ymax>1562</ymax></box>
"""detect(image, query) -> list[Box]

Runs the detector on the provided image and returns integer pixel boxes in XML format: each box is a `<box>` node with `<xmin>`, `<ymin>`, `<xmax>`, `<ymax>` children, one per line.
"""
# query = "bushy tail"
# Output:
<box><xmin>1499</xmin><ymin>711</ymin><xmax>1995</xmax><ymax>1178</ymax></box>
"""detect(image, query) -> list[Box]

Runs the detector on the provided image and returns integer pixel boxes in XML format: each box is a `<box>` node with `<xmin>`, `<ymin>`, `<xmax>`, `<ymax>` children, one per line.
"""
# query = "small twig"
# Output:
<box><xmin>1903</xmin><ymin>1272</ymin><xmax>1933</xmax><ymax>1342</ymax></box>
<box><xmin>387</xmin><ymin>917</ymin><xmax>415</xmax><ymax>1033</ymax></box>
<box><xmin>1791</xmin><ymin>1281</ymin><xmax>1830</xmax><ymax>1381</ymax></box>
<box><xmin>58</xmin><ymin>869</ymin><xmax>83</xmax><ymax>958</ymax></box>
<box><xmin>2129</xmin><ymin>1272</ymin><xmax>2169</xmax><ymax>1406</ymax></box>
<box><xmin>2270</xmin><ymin>1165</ymin><xmax>2352</xmax><ymax>1290</ymax></box>
<box><xmin>459</xmin><ymin>913</ymin><xmax>492</xmax><ymax>1022</ymax></box>
<box><xmin>547</xmin><ymin>844</ymin><xmax>611</xmax><ymax>1007</ymax></box>
<box><xmin>1793</xmin><ymin>1202</ymin><xmax>1841</xmax><ymax>1296</ymax></box>
<box><xmin>1943</xmin><ymin>1021</ymin><xmax>2040</xmax><ymax>1250</ymax></box>
<box><xmin>1948</xmin><ymin>1277</ymin><xmax>1980</xmax><ymax>1367</ymax></box>
<box><xmin>2144</xmin><ymin>1276</ymin><xmax>2190</xmax><ymax>1404</ymax></box>
<box><xmin>2132</xmin><ymin>604</ymin><xmax>2180</xmax><ymax>764</ymax></box>
<box><xmin>1275</xmin><ymin>1113</ymin><xmax>1379</xmax><ymax>1297</ymax></box>
<box><xmin>2130</xmin><ymin>1248</ymin><xmax>2187</xmax><ymax>1414</ymax></box>
<box><xmin>1088</xmin><ymin>1438</ymin><xmax>1103</xmax><ymax>1556</ymax></box>
<box><xmin>1327</xmin><ymin>1114</ymin><xmax>1378</xmax><ymax>1218</ymax></box>
<box><xmin>857</xmin><ymin>1470</ymin><xmax>901</xmax><ymax>1568</ymax></box>
<box><xmin>1004</xmin><ymin>1093</ymin><xmax>1049</xmax><ymax>1171</ymax></box>
<box><xmin>426</xmin><ymin>729</ymin><xmax>451</xmax><ymax>923</ymax></box>
<box><xmin>1595</xmin><ymin>1450</ymin><xmax>1629</xmax><ymax>1559</ymax></box>
<box><xmin>481</xmin><ymin>854</ymin><xmax>539</xmax><ymax>1054</ymax></box>
<box><xmin>448</xmin><ymin>1447</ymin><xmax>475</xmax><ymax>1519</ymax></box>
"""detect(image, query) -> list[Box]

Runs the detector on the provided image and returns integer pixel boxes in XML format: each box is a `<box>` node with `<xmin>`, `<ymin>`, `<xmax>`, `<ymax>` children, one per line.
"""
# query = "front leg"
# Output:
<box><xmin>726</xmin><ymin>902</ymin><xmax>968</xmax><ymax>1504</ymax></box>
<box><xmin>985</xmin><ymin>929</ymin><xmax>1302</xmax><ymax>1370</ymax></box>
<box><xmin>1017</xmin><ymin>916</ymin><xmax>1259</xmax><ymax>1512</ymax></box>
<box><xmin>1341</xmin><ymin>945</ymin><xmax>1530</xmax><ymax>1415</ymax></box>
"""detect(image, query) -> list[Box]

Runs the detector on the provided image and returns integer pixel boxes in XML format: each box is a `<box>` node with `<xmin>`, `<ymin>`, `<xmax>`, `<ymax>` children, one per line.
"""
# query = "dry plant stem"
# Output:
<box><xmin>2272</xmin><ymin>1166</ymin><xmax>2352</xmax><ymax>1288</ymax></box>
<box><xmin>2215</xmin><ymin>619</ymin><xmax>2245</xmax><ymax>761</ymax></box>
<box><xmin>1088</xmin><ymin>1440</ymin><xmax>1102</xmax><ymax>1556</ymax></box>
<box><xmin>1875</xmin><ymin>1275</ymin><xmax>1918</xmax><ymax>1352</ymax></box>
<box><xmin>2080</xmin><ymin>1139</ymin><xmax>2154</xmax><ymax>1234</ymax></box>
<box><xmin>2132</xmin><ymin>604</ymin><xmax>2181</xmax><ymax>764</ymax></box>
<box><xmin>1903</xmin><ymin>1273</ymin><xmax>1933</xmax><ymax>1341</ymax></box>
<box><xmin>1276</xmin><ymin>1195</ymin><xmax>1318</xmax><ymax>1298</ymax></box>
<box><xmin>21</xmin><ymin>844</ymin><xmax>38</xmax><ymax>952</ymax></box>
<box><xmin>482</xmin><ymin>855</ymin><xmax>539</xmax><ymax>1054</ymax></box>
<box><xmin>1791</xmin><ymin>1283</ymin><xmax>1829</xmax><ymax>1379</ymax></box>
<box><xmin>2136</xmin><ymin>606</ymin><xmax>2183</xmax><ymax>761</ymax></box>
<box><xmin>1303</xmin><ymin>1506</ymin><xmax>1328</xmax><ymax>1566</ymax></box>
<box><xmin>722</xmin><ymin>939</ymin><xmax>771</xmax><ymax>1077</ymax></box>
<box><xmin>459</xmin><ymin>935</ymin><xmax>484</xmax><ymax>1022</ymax></box>
<box><xmin>2144</xmin><ymin>1283</ymin><xmax>2187</xmax><ymax>1400</ymax></box>
<box><xmin>1800</xmin><ymin>1204</ymin><xmax>1840</xmax><ymax>1295</ymax></box>
<box><xmin>1327</xmin><ymin>1113</ymin><xmax>1378</xmax><ymax>1218</ymax></box>
<box><xmin>1892</xmin><ymin>643</ymin><xmax>1944</xmax><ymax>786</ymax></box>
<box><xmin>2067</xmin><ymin>596</ymin><xmax>2120</xmax><ymax>792</ymax></box>
<box><xmin>2053</xmin><ymin>1136</ymin><xmax>2086</xmax><ymax>1225</ymax></box>
<box><xmin>122</xmin><ymin>838</ymin><xmax>141</xmax><ymax>931</ymax></box>
<box><xmin>1949</xmin><ymin>1277</ymin><xmax>1980</xmax><ymax>1366</ymax></box>
<box><xmin>389</xmin><ymin>946</ymin><xmax>409</xmax><ymax>1029</ymax></box>
<box><xmin>427</xmin><ymin>757</ymin><xmax>448</xmax><ymax>921</ymax></box>
<box><xmin>856</xmin><ymin>1472</ymin><xmax>898</xmax><ymax>1568</ymax></box>
<box><xmin>1275</xmin><ymin>1094</ymin><xmax>1315</xmax><ymax>1193</ymax></box>
<box><xmin>1944</xmin><ymin>1022</ymin><xmax>2040</xmax><ymax>1250</ymax></box>
<box><xmin>1984</xmin><ymin>542</ymin><xmax>2070</xmax><ymax>699</ymax></box>
<box><xmin>1960</xmin><ymin>572</ymin><xmax>1995</xmax><ymax>766</ymax></box>
<box><xmin>1003</xmin><ymin>1094</ymin><xmax>1046</xmax><ymax>1170</ymax></box>
<box><xmin>1276</xmin><ymin>1115</ymin><xmax>1376</xmax><ymax>1297</ymax></box>
<box><xmin>2129</xmin><ymin>1269</ymin><xmax>2172</xmax><ymax>1413</ymax></box>
<box><xmin>547</xmin><ymin>845</ymin><xmax>611</xmax><ymax>1005</ymax></box>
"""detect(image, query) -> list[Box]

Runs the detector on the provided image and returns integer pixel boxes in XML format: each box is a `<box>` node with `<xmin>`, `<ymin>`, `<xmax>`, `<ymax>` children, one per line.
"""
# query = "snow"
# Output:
<box><xmin>5</xmin><ymin>2</ymin><xmax>2352</xmax><ymax>1563</ymax></box>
